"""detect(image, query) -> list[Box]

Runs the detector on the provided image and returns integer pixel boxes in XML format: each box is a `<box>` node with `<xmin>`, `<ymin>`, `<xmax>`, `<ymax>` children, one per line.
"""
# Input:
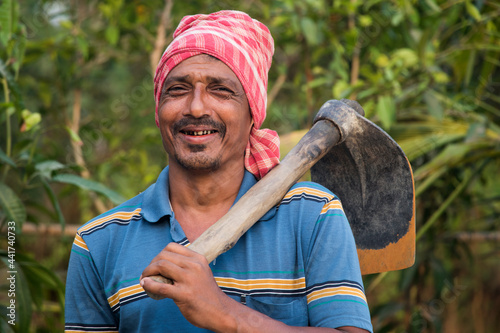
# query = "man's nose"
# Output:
<box><xmin>186</xmin><ymin>84</ymin><xmax>209</xmax><ymax>118</ymax></box>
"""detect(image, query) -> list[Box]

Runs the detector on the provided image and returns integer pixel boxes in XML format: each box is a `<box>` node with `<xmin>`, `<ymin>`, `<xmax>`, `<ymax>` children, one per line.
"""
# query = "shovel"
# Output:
<box><xmin>146</xmin><ymin>99</ymin><xmax>415</xmax><ymax>299</ymax></box>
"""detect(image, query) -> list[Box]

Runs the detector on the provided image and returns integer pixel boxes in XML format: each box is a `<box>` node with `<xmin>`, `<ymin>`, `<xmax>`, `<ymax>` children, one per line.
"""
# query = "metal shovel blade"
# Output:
<box><xmin>311</xmin><ymin>114</ymin><xmax>415</xmax><ymax>275</ymax></box>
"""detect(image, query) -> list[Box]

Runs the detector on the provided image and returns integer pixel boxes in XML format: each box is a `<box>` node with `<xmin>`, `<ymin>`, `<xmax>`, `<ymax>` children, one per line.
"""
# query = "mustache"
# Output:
<box><xmin>172</xmin><ymin>117</ymin><xmax>226</xmax><ymax>136</ymax></box>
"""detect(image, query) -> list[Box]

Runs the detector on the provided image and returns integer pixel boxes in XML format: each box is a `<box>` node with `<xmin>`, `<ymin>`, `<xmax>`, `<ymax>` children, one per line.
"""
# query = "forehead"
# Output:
<box><xmin>166</xmin><ymin>54</ymin><xmax>239</xmax><ymax>81</ymax></box>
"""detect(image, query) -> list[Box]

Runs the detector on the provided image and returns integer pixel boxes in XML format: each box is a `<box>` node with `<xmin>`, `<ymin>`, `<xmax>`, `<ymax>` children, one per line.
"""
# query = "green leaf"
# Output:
<box><xmin>12</xmin><ymin>263</ymin><xmax>31</xmax><ymax>333</ymax></box>
<box><xmin>0</xmin><ymin>182</ymin><xmax>26</xmax><ymax>224</ymax></box>
<box><xmin>0</xmin><ymin>147</ymin><xmax>16</xmax><ymax>167</ymax></box>
<box><xmin>375</xmin><ymin>54</ymin><xmax>390</xmax><ymax>68</ymax></box>
<box><xmin>424</xmin><ymin>0</ymin><xmax>442</xmax><ymax>13</ymax></box>
<box><xmin>0</xmin><ymin>59</ymin><xmax>25</xmax><ymax>110</ymax></box>
<box><xmin>390</xmin><ymin>11</ymin><xmax>404</xmax><ymax>26</ymax></box>
<box><xmin>300</xmin><ymin>17</ymin><xmax>321</xmax><ymax>46</ymax></box>
<box><xmin>358</xmin><ymin>15</ymin><xmax>372</xmax><ymax>27</ymax></box>
<box><xmin>401</xmin><ymin>133</ymin><xmax>464</xmax><ymax>161</ymax></box>
<box><xmin>98</xmin><ymin>3</ymin><xmax>113</xmax><ymax>18</ymax></box>
<box><xmin>10</xmin><ymin>0</ymin><xmax>19</xmax><ymax>35</ymax></box>
<box><xmin>464</xmin><ymin>50</ymin><xmax>476</xmax><ymax>88</ymax></box>
<box><xmin>0</xmin><ymin>314</ymin><xmax>16</xmax><ymax>332</ymax></box>
<box><xmin>15</xmin><ymin>251</ymin><xmax>65</xmax><ymax>308</ymax></box>
<box><xmin>52</xmin><ymin>173</ymin><xmax>125</xmax><ymax>204</ymax></box>
<box><xmin>65</xmin><ymin>126</ymin><xmax>83</xmax><ymax>145</ymax></box>
<box><xmin>391</xmin><ymin>48</ymin><xmax>419</xmax><ymax>68</ymax></box>
<box><xmin>59</xmin><ymin>20</ymin><xmax>73</xmax><ymax>30</ymax></box>
<box><xmin>35</xmin><ymin>160</ymin><xmax>66</xmax><ymax>179</ymax></box>
<box><xmin>37</xmin><ymin>82</ymin><xmax>53</xmax><ymax>107</ymax></box>
<box><xmin>105</xmin><ymin>25</ymin><xmax>119</xmax><ymax>45</ymax></box>
<box><xmin>0</xmin><ymin>58</ymin><xmax>9</xmax><ymax>78</ymax></box>
<box><xmin>423</xmin><ymin>90</ymin><xmax>444</xmax><ymax>120</ymax></box>
<box><xmin>21</xmin><ymin>109</ymin><xmax>41</xmax><ymax>131</ymax></box>
<box><xmin>11</xmin><ymin>27</ymin><xmax>26</xmax><ymax>75</ymax></box>
<box><xmin>0</xmin><ymin>0</ymin><xmax>13</xmax><ymax>45</ymax></box>
<box><xmin>40</xmin><ymin>177</ymin><xmax>66</xmax><ymax>227</ymax></box>
<box><xmin>76</xmin><ymin>35</ymin><xmax>89</xmax><ymax>59</ymax></box>
<box><xmin>414</xmin><ymin>143</ymin><xmax>473</xmax><ymax>180</ymax></box>
<box><xmin>465</xmin><ymin>121</ymin><xmax>487</xmax><ymax>141</ymax></box>
<box><xmin>376</xmin><ymin>95</ymin><xmax>396</xmax><ymax>129</ymax></box>
<box><xmin>0</xmin><ymin>257</ymin><xmax>31</xmax><ymax>332</ymax></box>
<box><xmin>332</xmin><ymin>80</ymin><xmax>351</xmax><ymax>99</ymax></box>
<box><xmin>416</xmin><ymin>167</ymin><xmax>479</xmax><ymax>241</ymax></box>
<box><xmin>0</xmin><ymin>250</ymin><xmax>65</xmax><ymax>332</ymax></box>
<box><xmin>6</xmin><ymin>106</ymin><xmax>15</xmax><ymax>116</ymax></box>
<box><xmin>465</xmin><ymin>0</ymin><xmax>481</xmax><ymax>21</ymax></box>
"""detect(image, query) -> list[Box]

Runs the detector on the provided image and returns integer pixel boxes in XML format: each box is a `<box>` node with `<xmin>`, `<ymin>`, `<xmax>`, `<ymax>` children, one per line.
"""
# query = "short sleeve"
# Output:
<box><xmin>305</xmin><ymin>196</ymin><xmax>373</xmax><ymax>332</ymax></box>
<box><xmin>65</xmin><ymin>233</ymin><xmax>119</xmax><ymax>333</ymax></box>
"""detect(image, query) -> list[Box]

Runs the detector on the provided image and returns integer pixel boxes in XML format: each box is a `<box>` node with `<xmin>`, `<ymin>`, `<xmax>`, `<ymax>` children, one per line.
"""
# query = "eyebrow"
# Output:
<box><xmin>163</xmin><ymin>74</ymin><xmax>240</xmax><ymax>90</ymax></box>
<box><xmin>163</xmin><ymin>75</ymin><xmax>190</xmax><ymax>88</ymax></box>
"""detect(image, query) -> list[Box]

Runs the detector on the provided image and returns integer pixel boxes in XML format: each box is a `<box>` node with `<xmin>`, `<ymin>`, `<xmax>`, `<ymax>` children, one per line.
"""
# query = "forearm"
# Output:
<box><xmin>211</xmin><ymin>295</ymin><xmax>365</xmax><ymax>333</ymax></box>
<box><xmin>140</xmin><ymin>243</ymin><xmax>368</xmax><ymax>333</ymax></box>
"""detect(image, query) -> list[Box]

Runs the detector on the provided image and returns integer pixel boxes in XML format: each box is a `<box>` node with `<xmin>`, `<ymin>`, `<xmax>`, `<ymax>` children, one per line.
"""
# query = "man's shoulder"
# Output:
<box><xmin>76</xmin><ymin>191</ymin><xmax>145</xmax><ymax>238</ymax></box>
<box><xmin>273</xmin><ymin>181</ymin><xmax>347</xmax><ymax>229</ymax></box>
<box><xmin>281</xmin><ymin>181</ymin><xmax>338</xmax><ymax>205</ymax></box>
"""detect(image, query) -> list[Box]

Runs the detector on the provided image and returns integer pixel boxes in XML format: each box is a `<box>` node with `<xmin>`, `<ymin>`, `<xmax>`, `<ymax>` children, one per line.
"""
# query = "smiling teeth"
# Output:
<box><xmin>185</xmin><ymin>130</ymin><xmax>216</xmax><ymax>136</ymax></box>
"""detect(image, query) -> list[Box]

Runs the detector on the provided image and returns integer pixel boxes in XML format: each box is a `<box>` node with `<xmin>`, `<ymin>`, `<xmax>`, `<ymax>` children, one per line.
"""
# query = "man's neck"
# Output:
<box><xmin>167</xmin><ymin>163</ymin><xmax>246</xmax><ymax>242</ymax></box>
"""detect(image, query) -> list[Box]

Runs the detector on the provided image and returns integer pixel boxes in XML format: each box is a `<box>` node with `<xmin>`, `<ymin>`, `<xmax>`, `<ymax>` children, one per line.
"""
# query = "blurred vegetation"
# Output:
<box><xmin>0</xmin><ymin>0</ymin><xmax>499</xmax><ymax>332</ymax></box>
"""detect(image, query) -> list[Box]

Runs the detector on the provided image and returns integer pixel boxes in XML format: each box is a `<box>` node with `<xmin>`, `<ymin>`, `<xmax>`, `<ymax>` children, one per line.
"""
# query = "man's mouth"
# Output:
<box><xmin>173</xmin><ymin>118</ymin><xmax>226</xmax><ymax>140</ymax></box>
<box><xmin>181</xmin><ymin>130</ymin><xmax>218</xmax><ymax>136</ymax></box>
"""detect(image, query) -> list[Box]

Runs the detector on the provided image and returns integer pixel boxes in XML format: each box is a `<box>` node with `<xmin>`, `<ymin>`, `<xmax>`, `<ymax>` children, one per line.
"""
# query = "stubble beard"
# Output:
<box><xmin>169</xmin><ymin>117</ymin><xmax>226</xmax><ymax>172</ymax></box>
<box><xmin>173</xmin><ymin>144</ymin><xmax>222</xmax><ymax>172</ymax></box>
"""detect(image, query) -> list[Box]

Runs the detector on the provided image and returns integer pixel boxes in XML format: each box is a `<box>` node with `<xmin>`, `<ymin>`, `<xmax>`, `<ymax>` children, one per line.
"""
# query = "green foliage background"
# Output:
<box><xmin>1</xmin><ymin>0</ymin><xmax>499</xmax><ymax>332</ymax></box>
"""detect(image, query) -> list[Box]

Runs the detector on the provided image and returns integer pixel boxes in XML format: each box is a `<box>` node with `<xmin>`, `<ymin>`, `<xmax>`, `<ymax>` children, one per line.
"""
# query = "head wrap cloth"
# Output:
<box><xmin>154</xmin><ymin>10</ymin><xmax>280</xmax><ymax>179</ymax></box>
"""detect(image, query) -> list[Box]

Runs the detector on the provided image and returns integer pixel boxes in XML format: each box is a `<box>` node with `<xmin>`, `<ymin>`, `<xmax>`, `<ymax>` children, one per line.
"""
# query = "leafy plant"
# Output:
<box><xmin>2</xmin><ymin>0</ymin><xmax>499</xmax><ymax>331</ymax></box>
<box><xmin>0</xmin><ymin>1</ymin><xmax>126</xmax><ymax>331</ymax></box>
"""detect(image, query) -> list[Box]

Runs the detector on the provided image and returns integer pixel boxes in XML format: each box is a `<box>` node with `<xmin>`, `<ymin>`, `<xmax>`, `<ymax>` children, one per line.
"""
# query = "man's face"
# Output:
<box><xmin>158</xmin><ymin>54</ymin><xmax>253</xmax><ymax>172</ymax></box>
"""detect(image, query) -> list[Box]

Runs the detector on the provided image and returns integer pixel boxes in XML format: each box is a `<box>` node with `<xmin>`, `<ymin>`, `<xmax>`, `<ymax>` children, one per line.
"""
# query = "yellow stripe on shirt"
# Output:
<box><xmin>307</xmin><ymin>286</ymin><xmax>367</xmax><ymax>304</ymax></box>
<box><xmin>65</xmin><ymin>331</ymin><xmax>118</xmax><ymax>333</ymax></box>
<box><xmin>73</xmin><ymin>233</ymin><xmax>89</xmax><ymax>251</ymax></box>
<box><xmin>320</xmin><ymin>200</ymin><xmax>344</xmax><ymax>214</ymax></box>
<box><xmin>79</xmin><ymin>208</ymin><xmax>142</xmax><ymax>233</ymax></box>
<box><xmin>283</xmin><ymin>187</ymin><xmax>334</xmax><ymax>201</ymax></box>
<box><xmin>215</xmin><ymin>277</ymin><xmax>306</xmax><ymax>291</ymax></box>
<box><xmin>107</xmin><ymin>283</ymin><xmax>145</xmax><ymax>308</ymax></box>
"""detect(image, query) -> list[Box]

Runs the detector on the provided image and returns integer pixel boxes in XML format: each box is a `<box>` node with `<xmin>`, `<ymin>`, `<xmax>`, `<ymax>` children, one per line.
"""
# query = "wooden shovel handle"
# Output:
<box><xmin>144</xmin><ymin>101</ymin><xmax>353</xmax><ymax>300</ymax></box>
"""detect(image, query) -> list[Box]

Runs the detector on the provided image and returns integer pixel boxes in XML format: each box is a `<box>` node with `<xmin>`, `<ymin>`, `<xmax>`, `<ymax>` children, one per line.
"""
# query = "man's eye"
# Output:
<box><xmin>213</xmin><ymin>86</ymin><xmax>233</xmax><ymax>93</ymax></box>
<box><xmin>166</xmin><ymin>86</ymin><xmax>187</xmax><ymax>94</ymax></box>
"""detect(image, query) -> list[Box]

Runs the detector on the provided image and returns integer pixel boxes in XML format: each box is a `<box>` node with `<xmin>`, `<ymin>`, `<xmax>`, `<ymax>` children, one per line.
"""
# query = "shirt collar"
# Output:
<box><xmin>141</xmin><ymin>166</ymin><xmax>173</xmax><ymax>222</ymax></box>
<box><xmin>141</xmin><ymin>166</ymin><xmax>277</xmax><ymax>223</ymax></box>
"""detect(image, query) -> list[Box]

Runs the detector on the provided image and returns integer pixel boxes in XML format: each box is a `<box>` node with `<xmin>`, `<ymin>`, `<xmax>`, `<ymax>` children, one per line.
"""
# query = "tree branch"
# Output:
<box><xmin>150</xmin><ymin>0</ymin><xmax>174</xmax><ymax>74</ymax></box>
<box><xmin>18</xmin><ymin>222</ymin><xmax>79</xmax><ymax>237</ymax></box>
<box><xmin>267</xmin><ymin>73</ymin><xmax>287</xmax><ymax>109</ymax></box>
<box><xmin>348</xmin><ymin>0</ymin><xmax>360</xmax><ymax>100</ymax></box>
<box><xmin>67</xmin><ymin>89</ymin><xmax>108</xmax><ymax>214</ymax></box>
<box><xmin>445</xmin><ymin>232</ymin><xmax>500</xmax><ymax>242</ymax></box>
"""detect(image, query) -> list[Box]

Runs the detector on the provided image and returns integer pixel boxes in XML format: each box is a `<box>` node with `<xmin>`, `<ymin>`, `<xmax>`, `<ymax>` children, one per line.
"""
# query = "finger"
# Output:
<box><xmin>141</xmin><ymin>275</ymin><xmax>176</xmax><ymax>299</ymax></box>
<box><xmin>145</xmin><ymin>242</ymin><xmax>183</xmax><ymax>265</ymax></box>
<box><xmin>157</xmin><ymin>243</ymin><xmax>209</xmax><ymax>272</ymax></box>
<box><xmin>165</xmin><ymin>242</ymin><xmax>207</xmax><ymax>262</ymax></box>
<box><xmin>141</xmin><ymin>257</ymin><xmax>185</xmax><ymax>282</ymax></box>
<box><xmin>146</xmin><ymin>243</ymin><xmax>203</xmax><ymax>268</ymax></box>
<box><xmin>144</xmin><ymin>245</ymin><xmax>193</xmax><ymax>275</ymax></box>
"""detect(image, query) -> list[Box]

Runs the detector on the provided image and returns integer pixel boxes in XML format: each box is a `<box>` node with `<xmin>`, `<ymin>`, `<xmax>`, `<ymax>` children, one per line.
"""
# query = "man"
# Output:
<box><xmin>65</xmin><ymin>10</ymin><xmax>373</xmax><ymax>332</ymax></box>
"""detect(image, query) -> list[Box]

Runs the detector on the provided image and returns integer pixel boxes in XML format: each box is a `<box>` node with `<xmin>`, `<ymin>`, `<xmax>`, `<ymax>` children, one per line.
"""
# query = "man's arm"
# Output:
<box><xmin>140</xmin><ymin>243</ymin><xmax>369</xmax><ymax>333</ymax></box>
<box><xmin>65</xmin><ymin>234</ymin><xmax>118</xmax><ymax>332</ymax></box>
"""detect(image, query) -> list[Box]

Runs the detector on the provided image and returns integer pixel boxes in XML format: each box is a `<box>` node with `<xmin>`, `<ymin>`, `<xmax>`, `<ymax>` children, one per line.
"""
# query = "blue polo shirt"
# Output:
<box><xmin>65</xmin><ymin>167</ymin><xmax>373</xmax><ymax>332</ymax></box>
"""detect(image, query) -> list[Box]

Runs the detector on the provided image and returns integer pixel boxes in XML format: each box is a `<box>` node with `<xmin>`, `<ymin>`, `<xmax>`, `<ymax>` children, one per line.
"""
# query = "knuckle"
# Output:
<box><xmin>166</xmin><ymin>242</ymin><xmax>178</xmax><ymax>250</ymax></box>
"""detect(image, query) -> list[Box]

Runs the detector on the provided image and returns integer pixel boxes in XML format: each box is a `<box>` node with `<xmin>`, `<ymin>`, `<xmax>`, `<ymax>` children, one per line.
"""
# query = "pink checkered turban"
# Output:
<box><xmin>154</xmin><ymin>10</ymin><xmax>280</xmax><ymax>179</ymax></box>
